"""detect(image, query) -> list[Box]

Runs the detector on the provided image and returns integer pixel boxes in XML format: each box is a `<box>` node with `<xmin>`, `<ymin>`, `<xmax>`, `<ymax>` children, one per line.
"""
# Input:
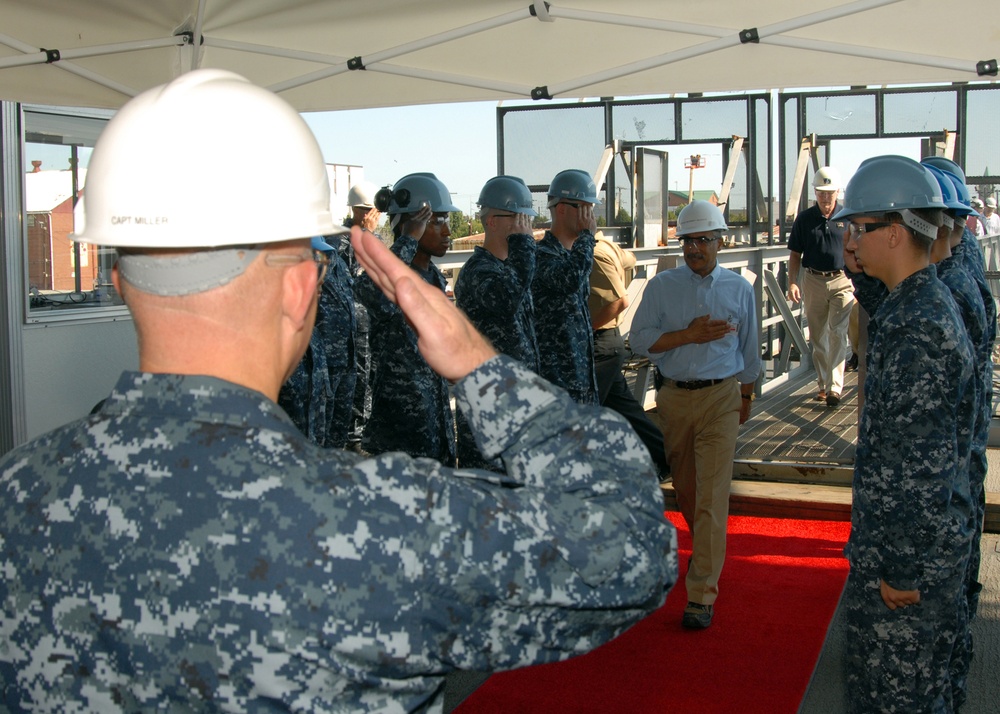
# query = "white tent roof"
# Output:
<box><xmin>0</xmin><ymin>0</ymin><xmax>996</xmax><ymax>111</ymax></box>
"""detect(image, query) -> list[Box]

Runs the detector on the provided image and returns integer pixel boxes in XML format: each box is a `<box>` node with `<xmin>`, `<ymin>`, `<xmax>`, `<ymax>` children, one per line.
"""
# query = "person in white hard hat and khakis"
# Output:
<box><xmin>787</xmin><ymin>166</ymin><xmax>855</xmax><ymax>407</ymax></box>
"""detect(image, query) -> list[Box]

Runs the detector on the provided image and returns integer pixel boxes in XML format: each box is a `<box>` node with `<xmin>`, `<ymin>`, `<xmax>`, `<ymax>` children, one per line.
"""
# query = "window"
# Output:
<box><xmin>23</xmin><ymin>108</ymin><xmax>123</xmax><ymax>316</ymax></box>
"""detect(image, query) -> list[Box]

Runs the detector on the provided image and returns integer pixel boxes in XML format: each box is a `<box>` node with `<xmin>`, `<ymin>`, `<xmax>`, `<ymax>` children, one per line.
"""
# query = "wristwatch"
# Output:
<box><xmin>741</xmin><ymin>393</ymin><xmax>756</xmax><ymax>402</ymax></box>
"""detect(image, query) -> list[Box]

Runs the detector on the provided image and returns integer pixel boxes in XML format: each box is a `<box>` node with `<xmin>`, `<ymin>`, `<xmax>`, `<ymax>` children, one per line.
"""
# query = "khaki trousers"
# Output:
<box><xmin>656</xmin><ymin>378</ymin><xmax>741</xmax><ymax>605</ymax></box>
<box><xmin>802</xmin><ymin>270</ymin><xmax>855</xmax><ymax>396</ymax></box>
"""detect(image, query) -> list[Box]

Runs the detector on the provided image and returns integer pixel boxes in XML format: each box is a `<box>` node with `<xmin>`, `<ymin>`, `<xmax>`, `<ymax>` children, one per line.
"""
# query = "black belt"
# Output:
<box><xmin>669</xmin><ymin>378</ymin><xmax>727</xmax><ymax>390</ymax></box>
<box><xmin>806</xmin><ymin>268</ymin><xmax>842</xmax><ymax>278</ymax></box>
<box><xmin>593</xmin><ymin>326</ymin><xmax>620</xmax><ymax>338</ymax></box>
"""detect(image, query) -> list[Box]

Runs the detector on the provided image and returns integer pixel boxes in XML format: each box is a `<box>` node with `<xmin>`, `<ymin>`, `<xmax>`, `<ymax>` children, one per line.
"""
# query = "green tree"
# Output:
<box><xmin>449</xmin><ymin>212</ymin><xmax>469</xmax><ymax>239</ymax></box>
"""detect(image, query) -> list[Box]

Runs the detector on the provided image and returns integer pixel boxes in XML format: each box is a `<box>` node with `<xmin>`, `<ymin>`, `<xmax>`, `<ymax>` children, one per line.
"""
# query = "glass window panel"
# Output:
<box><xmin>726</xmin><ymin>151</ymin><xmax>748</xmax><ymax>227</ymax></box>
<box><xmin>502</xmin><ymin>106</ymin><xmax>606</xmax><ymax>188</ymax></box>
<box><xmin>783</xmin><ymin>96</ymin><xmax>799</xmax><ymax>208</ymax></box>
<box><xmin>805</xmin><ymin>94</ymin><xmax>876</xmax><ymax>136</ymax></box>
<box><xmin>680</xmin><ymin>100</ymin><xmax>747</xmax><ymax>141</ymax></box>
<box><xmin>964</xmin><ymin>88</ymin><xmax>1000</xmax><ymax>179</ymax></box>
<box><xmin>612</xmin><ymin>153</ymin><xmax>634</xmax><ymax>225</ymax></box>
<box><xmin>755</xmin><ymin>97</ymin><xmax>772</xmax><ymax>236</ymax></box>
<box><xmin>883</xmin><ymin>91</ymin><xmax>957</xmax><ymax>134</ymax></box>
<box><xmin>24</xmin><ymin>109</ymin><xmax>123</xmax><ymax>314</ymax></box>
<box><xmin>612</xmin><ymin>103</ymin><xmax>675</xmax><ymax>143</ymax></box>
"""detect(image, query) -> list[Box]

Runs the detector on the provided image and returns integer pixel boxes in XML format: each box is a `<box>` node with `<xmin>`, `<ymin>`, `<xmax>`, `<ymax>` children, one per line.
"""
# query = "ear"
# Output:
<box><xmin>887</xmin><ymin>223</ymin><xmax>903</xmax><ymax>249</ymax></box>
<box><xmin>281</xmin><ymin>260</ymin><xmax>319</xmax><ymax>334</ymax></box>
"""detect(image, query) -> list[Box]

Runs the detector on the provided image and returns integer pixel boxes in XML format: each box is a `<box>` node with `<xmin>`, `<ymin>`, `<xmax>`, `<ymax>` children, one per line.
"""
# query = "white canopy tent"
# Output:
<box><xmin>0</xmin><ymin>0</ymin><xmax>995</xmax><ymax>111</ymax></box>
<box><xmin>1</xmin><ymin>0</ymin><xmax>998</xmax><ymax>455</ymax></box>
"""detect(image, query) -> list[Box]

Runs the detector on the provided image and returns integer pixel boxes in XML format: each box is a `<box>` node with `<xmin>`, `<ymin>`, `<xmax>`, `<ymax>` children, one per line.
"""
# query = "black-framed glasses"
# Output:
<box><xmin>680</xmin><ymin>236</ymin><xmax>719</xmax><ymax>245</ymax></box>
<box><xmin>558</xmin><ymin>201</ymin><xmax>583</xmax><ymax>209</ymax></box>
<box><xmin>847</xmin><ymin>222</ymin><xmax>893</xmax><ymax>240</ymax></box>
<box><xmin>491</xmin><ymin>212</ymin><xmax>518</xmax><ymax>219</ymax></box>
<box><xmin>265</xmin><ymin>249</ymin><xmax>330</xmax><ymax>283</ymax></box>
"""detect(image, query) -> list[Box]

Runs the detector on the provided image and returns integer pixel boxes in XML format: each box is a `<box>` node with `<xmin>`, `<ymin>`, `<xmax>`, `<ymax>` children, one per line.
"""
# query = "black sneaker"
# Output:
<box><xmin>682</xmin><ymin>602</ymin><xmax>713</xmax><ymax>629</ymax></box>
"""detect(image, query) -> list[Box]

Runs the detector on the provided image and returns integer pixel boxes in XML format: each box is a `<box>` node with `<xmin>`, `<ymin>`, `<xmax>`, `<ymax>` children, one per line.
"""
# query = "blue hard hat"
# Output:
<box><xmin>834</xmin><ymin>155</ymin><xmax>946</xmax><ymax>221</ymax></box>
<box><xmin>311</xmin><ymin>236</ymin><xmax>336</xmax><ymax>253</ymax></box>
<box><xmin>924</xmin><ymin>165</ymin><xmax>973</xmax><ymax>217</ymax></box>
<box><xmin>478</xmin><ymin>175</ymin><xmax>537</xmax><ymax>216</ymax></box>
<box><xmin>547</xmin><ymin>169</ymin><xmax>601</xmax><ymax>206</ymax></box>
<box><xmin>375</xmin><ymin>172</ymin><xmax>461</xmax><ymax>215</ymax></box>
<box><xmin>921</xmin><ymin>156</ymin><xmax>966</xmax><ymax>184</ymax></box>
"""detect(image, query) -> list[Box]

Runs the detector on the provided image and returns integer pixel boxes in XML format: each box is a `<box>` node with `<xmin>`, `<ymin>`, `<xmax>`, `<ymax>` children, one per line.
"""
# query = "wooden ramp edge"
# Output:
<box><xmin>662</xmin><ymin>481</ymin><xmax>1000</xmax><ymax>533</ymax></box>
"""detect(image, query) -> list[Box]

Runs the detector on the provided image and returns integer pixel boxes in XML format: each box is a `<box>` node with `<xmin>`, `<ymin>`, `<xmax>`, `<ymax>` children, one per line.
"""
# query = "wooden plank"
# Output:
<box><xmin>661</xmin><ymin>482</ymin><xmax>1000</xmax><ymax>533</ymax></box>
<box><xmin>734</xmin><ymin>461</ymin><xmax>853</xmax><ymax>486</ymax></box>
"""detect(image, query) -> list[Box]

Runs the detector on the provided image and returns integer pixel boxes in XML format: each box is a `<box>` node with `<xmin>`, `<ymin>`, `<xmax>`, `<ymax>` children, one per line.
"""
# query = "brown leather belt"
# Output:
<box><xmin>806</xmin><ymin>268</ymin><xmax>842</xmax><ymax>277</ymax></box>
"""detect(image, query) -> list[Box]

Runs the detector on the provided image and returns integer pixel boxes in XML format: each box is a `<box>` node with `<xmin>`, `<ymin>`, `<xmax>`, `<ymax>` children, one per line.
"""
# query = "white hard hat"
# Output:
<box><xmin>72</xmin><ymin>69</ymin><xmax>337</xmax><ymax>248</ymax></box>
<box><xmin>812</xmin><ymin>166</ymin><xmax>841</xmax><ymax>192</ymax></box>
<box><xmin>676</xmin><ymin>200</ymin><xmax>728</xmax><ymax>237</ymax></box>
<box><xmin>348</xmin><ymin>181</ymin><xmax>378</xmax><ymax>208</ymax></box>
<box><xmin>986</xmin><ymin>197</ymin><xmax>997</xmax><ymax>209</ymax></box>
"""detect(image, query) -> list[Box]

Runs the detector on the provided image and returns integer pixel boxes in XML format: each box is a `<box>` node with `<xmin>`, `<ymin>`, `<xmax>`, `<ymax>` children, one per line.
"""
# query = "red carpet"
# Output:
<box><xmin>455</xmin><ymin>512</ymin><xmax>851</xmax><ymax>714</ymax></box>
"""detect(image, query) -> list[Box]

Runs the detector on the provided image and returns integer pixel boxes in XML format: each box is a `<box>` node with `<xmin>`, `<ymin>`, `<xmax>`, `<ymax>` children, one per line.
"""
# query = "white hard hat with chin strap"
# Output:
<box><xmin>72</xmin><ymin>69</ymin><xmax>343</xmax><ymax>296</ymax></box>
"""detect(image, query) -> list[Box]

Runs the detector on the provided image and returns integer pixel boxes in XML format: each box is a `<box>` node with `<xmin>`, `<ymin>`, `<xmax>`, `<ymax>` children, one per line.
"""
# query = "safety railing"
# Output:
<box><xmin>437</xmin><ymin>239</ymin><xmax>810</xmax><ymax>400</ymax></box>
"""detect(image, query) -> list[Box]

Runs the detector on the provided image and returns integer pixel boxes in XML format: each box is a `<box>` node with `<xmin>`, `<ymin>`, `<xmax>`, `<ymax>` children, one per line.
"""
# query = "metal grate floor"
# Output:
<box><xmin>736</xmin><ymin>370</ymin><xmax>859</xmax><ymax>465</ymax></box>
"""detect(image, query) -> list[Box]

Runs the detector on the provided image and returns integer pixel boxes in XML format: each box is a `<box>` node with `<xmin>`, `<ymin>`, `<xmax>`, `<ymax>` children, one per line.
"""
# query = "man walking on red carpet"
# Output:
<box><xmin>630</xmin><ymin>201</ymin><xmax>760</xmax><ymax>629</ymax></box>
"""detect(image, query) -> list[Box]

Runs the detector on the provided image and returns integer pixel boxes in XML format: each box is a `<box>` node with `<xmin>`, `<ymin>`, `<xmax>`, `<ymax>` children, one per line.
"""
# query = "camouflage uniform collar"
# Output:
<box><xmin>99</xmin><ymin>371</ymin><xmax>297</xmax><ymax>431</ymax></box>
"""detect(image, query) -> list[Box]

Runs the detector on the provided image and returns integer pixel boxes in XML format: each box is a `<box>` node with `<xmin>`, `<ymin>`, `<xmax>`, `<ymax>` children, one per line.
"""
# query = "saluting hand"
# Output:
<box><xmin>401</xmin><ymin>204</ymin><xmax>433</xmax><ymax>240</ymax></box>
<box><xmin>350</xmin><ymin>227</ymin><xmax>497</xmax><ymax>382</ymax></box>
<box><xmin>361</xmin><ymin>207</ymin><xmax>381</xmax><ymax>232</ymax></box>
<box><xmin>509</xmin><ymin>213</ymin><xmax>533</xmax><ymax>238</ymax></box>
<box><xmin>578</xmin><ymin>203</ymin><xmax>597</xmax><ymax>235</ymax></box>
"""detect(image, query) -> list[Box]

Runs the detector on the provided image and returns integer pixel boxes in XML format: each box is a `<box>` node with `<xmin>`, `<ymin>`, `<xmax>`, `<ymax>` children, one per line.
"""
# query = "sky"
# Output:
<box><xmin>303</xmin><ymin>102</ymin><xmax>502</xmax><ymax>217</ymax></box>
<box><xmin>25</xmin><ymin>97</ymin><xmax>928</xmax><ymax>215</ymax></box>
<box><xmin>302</xmin><ymin>101</ymin><xmax>924</xmax><ymax>216</ymax></box>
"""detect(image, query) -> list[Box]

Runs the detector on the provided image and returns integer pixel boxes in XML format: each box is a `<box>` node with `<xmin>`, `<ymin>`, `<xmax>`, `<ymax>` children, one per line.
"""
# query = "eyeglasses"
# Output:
<box><xmin>679</xmin><ymin>236</ymin><xmax>719</xmax><ymax>245</ymax></box>
<box><xmin>429</xmin><ymin>216</ymin><xmax>450</xmax><ymax>226</ymax></box>
<box><xmin>491</xmin><ymin>213</ymin><xmax>518</xmax><ymax>219</ymax></box>
<box><xmin>558</xmin><ymin>201</ymin><xmax>583</xmax><ymax>209</ymax></box>
<box><xmin>265</xmin><ymin>248</ymin><xmax>330</xmax><ymax>283</ymax></box>
<box><xmin>847</xmin><ymin>222</ymin><xmax>893</xmax><ymax>240</ymax></box>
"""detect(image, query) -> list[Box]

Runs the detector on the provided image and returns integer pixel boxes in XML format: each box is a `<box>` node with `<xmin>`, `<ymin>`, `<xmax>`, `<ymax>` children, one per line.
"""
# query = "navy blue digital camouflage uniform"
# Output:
<box><xmin>278</xmin><ymin>243</ymin><xmax>356</xmax><ymax>448</ymax></box>
<box><xmin>453</xmin><ymin>233</ymin><xmax>540</xmax><ymax>471</ymax></box>
<box><xmin>935</xmin><ymin>254</ymin><xmax>988</xmax><ymax>706</ymax></box>
<box><xmin>844</xmin><ymin>264</ymin><xmax>976</xmax><ymax>713</ymax></box>
<box><xmin>532</xmin><ymin>229</ymin><xmax>598</xmax><ymax>405</ymax></box>
<box><xmin>953</xmin><ymin>227</ymin><xmax>997</xmax><ymax>623</ymax></box>
<box><xmin>355</xmin><ymin>234</ymin><xmax>456</xmax><ymax>466</ymax></box>
<box><xmin>0</xmin><ymin>356</ymin><xmax>678</xmax><ymax>712</ymax></box>
<box><xmin>341</xmin><ymin>221</ymin><xmax>374</xmax><ymax>450</ymax></box>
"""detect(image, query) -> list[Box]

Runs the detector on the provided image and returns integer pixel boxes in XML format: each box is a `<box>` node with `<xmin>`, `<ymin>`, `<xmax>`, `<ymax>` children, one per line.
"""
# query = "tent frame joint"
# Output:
<box><xmin>531</xmin><ymin>85</ymin><xmax>552</xmax><ymax>100</ymax></box>
<box><xmin>348</xmin><ymin>56</ymin><xmax>366</xmax><ymax>71</ymax></box>
<box><xmin>529</xmin><ymin>2</ymin><xmax>553</xmax><ymax>22</ymax></box>
<box><xmin>41</xmin><ymin>49</ymin><xmax>60</xmax><ymax>64</ymax></box>
<box><xmin>977</xmin><ymin>59</ymin><xmax>998</xmax><ymax>76</ymax></box>
<box><xmin>740</xmin><ymin>28</ymin><xmax>760</xmax><ymax>44</ymax></box>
